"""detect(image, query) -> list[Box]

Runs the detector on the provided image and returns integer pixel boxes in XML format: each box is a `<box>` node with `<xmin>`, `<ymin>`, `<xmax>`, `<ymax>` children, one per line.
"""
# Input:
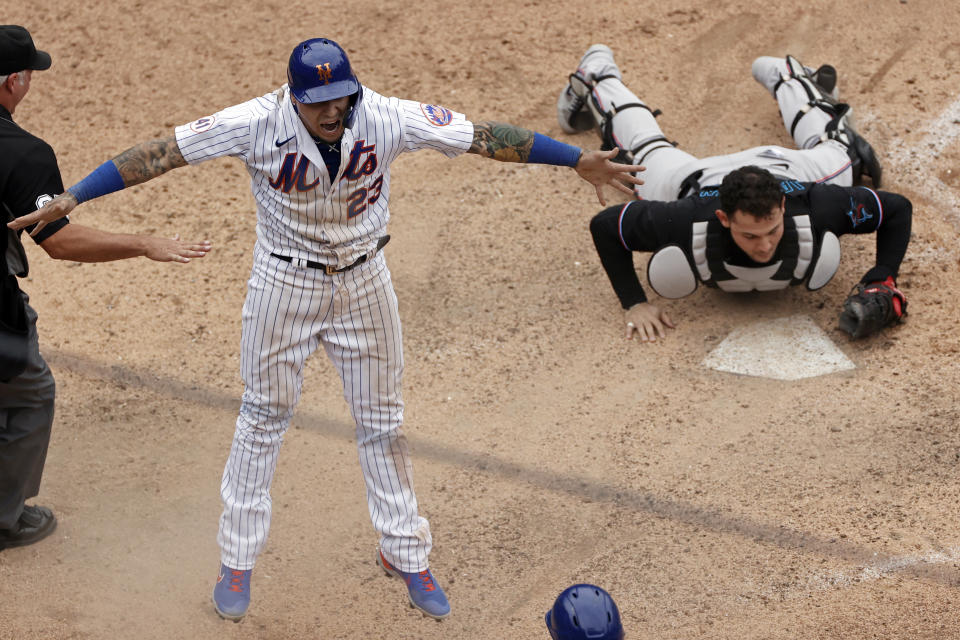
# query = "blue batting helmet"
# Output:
<box><xmin>287</xmin><ymin>38</ymin><xmax>362</xmax><ymax>114</ymax></box>
<box><xmin>545</xmin><ymin>584</ymin><xmax>624</xmax><ymax>640</ymax></box>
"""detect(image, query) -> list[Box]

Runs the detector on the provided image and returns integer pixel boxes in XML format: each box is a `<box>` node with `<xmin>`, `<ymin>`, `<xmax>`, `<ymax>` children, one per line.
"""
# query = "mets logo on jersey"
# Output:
<box><xmin>846</xmin><ymin>197</ymin><xmax>874</xmax><ymax>228</ymax></box>
<box><xmin>316</xmin><ymin>63</ymin><xmax>332</xmax><ymax>84</ymax></box>
<box><xmin>189</xmin><ymin>116</ymin><xmax>217</xmax><ymax>133</ymax></box>
<box><xmin>421</xmin><ymin>104</ymin><xmax>453</xmax><ymax>126</ymax></box>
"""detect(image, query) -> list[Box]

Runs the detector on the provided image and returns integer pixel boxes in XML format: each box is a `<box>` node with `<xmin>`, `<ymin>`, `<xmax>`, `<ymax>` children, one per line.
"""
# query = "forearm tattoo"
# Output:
<box><xmin>112</xmin><ymin>135</ymin><xmax>187</xmax><ymax>186</ymax></box>
<box><xmin>469</xmin><ymin>121</ymin><xmax>534</xmax><ymax>162</ymax></box>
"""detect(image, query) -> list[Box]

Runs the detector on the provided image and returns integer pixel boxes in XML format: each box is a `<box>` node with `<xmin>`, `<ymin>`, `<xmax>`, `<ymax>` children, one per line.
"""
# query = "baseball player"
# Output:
<box><xmin>545</xmin><ymin>584</ymin><xmax>624</xmax><ymax>640</ymax></box>
<box><xmin>557</xmin><ymin>46</ymin><xmax>911</xmax><ymax>342</ymax></box>
<box><xmin>10</xmin><ymin>38</ymin><xmax>641</xmax><ymax>621</ymax></box>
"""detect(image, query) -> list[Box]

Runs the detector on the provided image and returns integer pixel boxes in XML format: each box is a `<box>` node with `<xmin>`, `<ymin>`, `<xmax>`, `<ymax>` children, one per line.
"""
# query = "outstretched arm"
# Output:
<box><xmin>8</xmin><ymin>135</ymin><xmax>187</xmax><ymax>235</ymax></box>
<box><xmin>111</xmin><ymin>135</ymin><xmax>188</xmax><ymax>186</ymax></box>
<box><xmin>40</xmin><ymin>223</ymin><xmax>211</xmax><ymax>264</ymax></box>
<box><xmin>468</xmin><ymin>121</ymin><xmax>642</xmax><ymax>205</ymax></box>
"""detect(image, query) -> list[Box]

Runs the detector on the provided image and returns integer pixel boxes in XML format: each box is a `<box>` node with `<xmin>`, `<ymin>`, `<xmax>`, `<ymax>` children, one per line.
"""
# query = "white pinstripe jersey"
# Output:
<box><xmin>174</xmin><ymin>85</ymin><xmax>474</xmax><ymax>267</ymax></box>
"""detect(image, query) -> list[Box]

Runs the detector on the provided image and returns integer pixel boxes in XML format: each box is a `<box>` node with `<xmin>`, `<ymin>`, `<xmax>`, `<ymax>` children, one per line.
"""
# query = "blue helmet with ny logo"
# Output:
<box><xmin>545</xmin><ymin>584</ymin><xmax>625</xmax><ymax>640</ymax></box>
<box><xmin>287</xmin><ymin>38</ymin><xmax>363</xmax><ymax>123</ymax></box>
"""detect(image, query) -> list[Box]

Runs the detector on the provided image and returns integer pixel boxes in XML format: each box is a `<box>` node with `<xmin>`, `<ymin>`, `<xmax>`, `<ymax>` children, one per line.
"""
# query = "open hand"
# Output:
<box><xmin>575</xmin><ymin>148</ymin><xmax>644</xmax><ymax>206</ymax></box>
<box><xmin>143</xmin><ymin>234</ymin><xmax>213</xmax><ymax>263</ymax></box>
<box><xmin>624</xmin><ymin>302</ymin><xmax>675</xmax><ymax>342</ymax></box>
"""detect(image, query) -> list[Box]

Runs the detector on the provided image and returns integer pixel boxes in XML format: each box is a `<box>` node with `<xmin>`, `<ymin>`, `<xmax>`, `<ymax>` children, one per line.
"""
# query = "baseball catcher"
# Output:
<box><xmin>558</xmin><ymin>46</ymin><xmax>911</xmax><ymax>342</ymax></box>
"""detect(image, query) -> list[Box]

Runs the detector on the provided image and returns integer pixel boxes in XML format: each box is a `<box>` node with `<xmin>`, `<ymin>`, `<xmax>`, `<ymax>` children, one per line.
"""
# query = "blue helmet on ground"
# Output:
<box><xmin>287</xmin><ymin>38</ymin><xmax>362</xmax><ymax>123</ymax></box>
<box><xmin>545</xmin><ymin>584</ymin><xmax>624</xmax><ymax>640</ymax></box>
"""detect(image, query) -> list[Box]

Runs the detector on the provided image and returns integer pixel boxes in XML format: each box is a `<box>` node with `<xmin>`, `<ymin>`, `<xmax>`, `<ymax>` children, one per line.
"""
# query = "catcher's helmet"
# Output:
<box><xmin>287</xmin><ymin>38</ymin><xmax>362</xmax><ymax>123</ymax></box>
<box><xmin>545</xmin><ymin>584</ymin><xmax>624</xmax><ymax>640</ymax></box>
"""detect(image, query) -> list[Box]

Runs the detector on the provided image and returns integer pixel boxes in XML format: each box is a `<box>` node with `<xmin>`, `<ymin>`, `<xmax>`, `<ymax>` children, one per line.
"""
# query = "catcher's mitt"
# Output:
<box><xmin>838</xmin><ymin>276</ymin><xmax>907</xmax><ymax>339</ymax></box>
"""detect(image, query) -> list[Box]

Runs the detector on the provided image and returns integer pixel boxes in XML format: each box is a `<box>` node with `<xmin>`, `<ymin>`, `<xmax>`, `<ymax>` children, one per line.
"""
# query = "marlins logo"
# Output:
<box><xmin>846</xmin><ymin>197</ymin><xmax>874</xmax><ymax>228</ymax></box>
<box><xmin>316</xmin><ymin>63</ymin><xmax>332</xmax><ymax>85</ymax></box>
<box><xmin>189</xmin><ymin>115</ymin><xmax>216</xmax><ymax>133</ymax></box>
<box><xmin>420</xmin><ymin>104</ymin><xmax>453</xmax><ymax>127</ymax></box>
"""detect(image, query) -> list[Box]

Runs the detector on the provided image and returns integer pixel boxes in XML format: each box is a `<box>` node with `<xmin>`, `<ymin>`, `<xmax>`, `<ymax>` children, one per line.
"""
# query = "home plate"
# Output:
<box><xmin>702</xmin><ymin>314</ymin><xmax>855</xmax><ymax>380</ymax></box>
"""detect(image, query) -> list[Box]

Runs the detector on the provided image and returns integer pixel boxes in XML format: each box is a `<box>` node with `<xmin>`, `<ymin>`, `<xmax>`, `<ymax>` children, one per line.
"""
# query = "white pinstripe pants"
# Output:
<box><xmin>218</xmin><ymin>243</ymin><xmax>431</xmax><ymax>573</ymax></box>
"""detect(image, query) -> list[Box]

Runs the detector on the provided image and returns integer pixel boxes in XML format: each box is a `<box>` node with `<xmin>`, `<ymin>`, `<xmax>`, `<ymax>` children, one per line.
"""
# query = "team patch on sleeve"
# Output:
<box><xmin>189</xmin><ymin>115</ymin><xmax>217</xmax><ymax>133</ymax></box>
<box><xmin>420</xmin><ymin>104</ymin><xmax>453</xmax><ymax>126</ymax></box>
<box><xmin>846</xmin><ymin>191</ymin><xmax>879</xmax><ymax>228</ymax></box>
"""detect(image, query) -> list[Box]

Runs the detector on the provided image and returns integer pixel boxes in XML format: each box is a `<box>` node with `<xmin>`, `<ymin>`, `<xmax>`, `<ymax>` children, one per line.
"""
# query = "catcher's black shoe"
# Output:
<box><xmin>844</xmin><ymin>125</ymin><xmax>883</xmax><ymax>188</ymax></box>
<box><xmin>0</xmin><ymin>504</ymin><xmax>57</xmax><ymax>551</ymax></box>
<box><xmin>557</xmin><ymin>71</ymin><xmax>595</xmax><ymax>134</ymax></box>
<box><xmin>823</xmin><ymin>103</ymin><xmax>883</xmax><ymax>188</ymax></box>
<box><xmin>811</xmin><ymin>64</ymin><xmax>838</xmax><ymax>99</ymax></box>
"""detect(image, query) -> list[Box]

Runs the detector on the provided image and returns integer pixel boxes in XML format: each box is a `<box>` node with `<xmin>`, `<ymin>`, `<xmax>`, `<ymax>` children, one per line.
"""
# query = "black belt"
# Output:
<box><xmin>271</xmin><ymin>235</ymin><xmax>390</xmax><ymax>275</ymax></box>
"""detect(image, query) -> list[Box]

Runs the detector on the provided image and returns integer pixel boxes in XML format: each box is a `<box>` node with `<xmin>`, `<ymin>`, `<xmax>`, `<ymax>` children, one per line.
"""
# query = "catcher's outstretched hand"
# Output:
<box><xmin>576</xmin><ymin>149</ymin><xmax>644</xmax><ymax>206</ymax></box>
<box><xmin>8</xmin><ymin>192</ymin><xmax>78</xmax><ymax>236</ymax></box>
<box><xmin>838</xmin><ymin>277</ymin><xmax>907</xmax><ymax>339</ymax></box>
<box><xmin>624</xmin><ymin>302</ymin><xmax>675</xmax><ymax>343</ymax></box>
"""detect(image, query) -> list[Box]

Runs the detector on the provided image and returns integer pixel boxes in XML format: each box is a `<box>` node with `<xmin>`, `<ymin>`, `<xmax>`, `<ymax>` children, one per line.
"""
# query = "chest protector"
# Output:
<box><xmin>647</xmin><ymin>204</ymin><xmax>841</xmax><ymax>299</ymax></box>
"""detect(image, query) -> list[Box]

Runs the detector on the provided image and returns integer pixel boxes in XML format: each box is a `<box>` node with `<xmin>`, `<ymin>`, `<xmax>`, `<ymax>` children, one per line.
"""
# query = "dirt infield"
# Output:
<box><xmin>2</xmin><ymin>1</ymin><xmax>959</xmax><ymax>638</ymax></box>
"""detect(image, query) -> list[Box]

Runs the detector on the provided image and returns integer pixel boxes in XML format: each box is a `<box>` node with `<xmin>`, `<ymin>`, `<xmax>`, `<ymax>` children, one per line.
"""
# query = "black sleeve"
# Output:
<box><xmin>4</xmin><ymin>138</ymin><xmax>70</xmax><ymax>244</ymax></box>
<box><xmin>589</xmin><ymin>199</ymin><xmax>694</xmax><ymax>309</ymax></box>
<box><xmin>808</xmin><ymin>184</ymin><xmax>912</xmax><ymax>284</ymax></box>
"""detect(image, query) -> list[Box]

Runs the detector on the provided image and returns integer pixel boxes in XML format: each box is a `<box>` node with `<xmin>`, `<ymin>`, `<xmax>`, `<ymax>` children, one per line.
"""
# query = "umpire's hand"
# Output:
<box><xmin>8</xmin><ymin>192</ymin><xmax>78</xmax><ymax>236</ymax></box>
<box><xmin>143</xmin><ymin>234</ymin><xmax>213</xmax><ymax>263</ymax></box>
<box><xmin>576</xmin><ymin>149</ymin><xmax>644</xmax><ymax>206</ymax></box>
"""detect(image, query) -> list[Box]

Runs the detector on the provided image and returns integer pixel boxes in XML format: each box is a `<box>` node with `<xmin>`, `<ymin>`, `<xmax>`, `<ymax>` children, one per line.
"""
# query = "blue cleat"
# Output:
<box><xmin>377</xmin><ymin>548</ymin><xmax>451</xmax><ymax>620</ymax></box>
<box><xmin>212</xmin><ymin>563</ymin><xmax>252</xmax><ymax>622</ymax></box>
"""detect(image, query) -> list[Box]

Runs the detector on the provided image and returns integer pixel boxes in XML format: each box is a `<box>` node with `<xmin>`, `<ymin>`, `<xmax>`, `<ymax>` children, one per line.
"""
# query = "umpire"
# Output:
<box><xmin>0</xmin><ymin>25</ymin><xmax>210</xmax><ymax>551</ymax></box>
<box><xmin>0</xmin><ymin>24</ymin><xmax>60</xmax><ymax>550</ymax></box>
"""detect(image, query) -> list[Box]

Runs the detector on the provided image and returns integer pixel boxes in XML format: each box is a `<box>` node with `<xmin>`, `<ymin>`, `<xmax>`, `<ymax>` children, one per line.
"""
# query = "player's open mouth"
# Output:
<box><xmin>319</xmin><ymin>119</ymin><xmax>341</xmax><ymax>133</ymax></box>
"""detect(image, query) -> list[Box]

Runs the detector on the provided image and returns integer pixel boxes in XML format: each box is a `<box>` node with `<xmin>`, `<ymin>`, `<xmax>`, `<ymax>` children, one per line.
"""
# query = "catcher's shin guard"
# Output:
<box><xmin>775</xmin><ymin>55</ymin><xmax>842</xmax><ymax>139</ymax></box>
<box><xmin>561</xmin><ymin>66</ymin><xmax>673</xmax><ymax>165</ymax></box>
<box><xmin>557</xmin><ymin>45</ymin><xmax>625</xmax><ymax>135</ymax></box>
<box><xmin>823</xmin><ymin>103</ymin><xmax>883</xmax><ymax>187</ymax></box>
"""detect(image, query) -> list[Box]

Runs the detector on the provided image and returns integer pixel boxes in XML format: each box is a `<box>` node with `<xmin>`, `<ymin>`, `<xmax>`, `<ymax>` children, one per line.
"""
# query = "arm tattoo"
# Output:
<box><xmin>112</xmin><ymin>135</ymin><xmax>188</xmax><ymax>187</ymax></box>
<box><xmin>468</xmin><ymin>121</ymin><xmax>535</xmax><ymax>162</ymax></box>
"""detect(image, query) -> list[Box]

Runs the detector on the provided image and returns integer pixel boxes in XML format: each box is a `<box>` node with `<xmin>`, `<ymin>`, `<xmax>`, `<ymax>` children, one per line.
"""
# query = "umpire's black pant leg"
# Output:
<box><xmin>0</xmin><ymin>297</ymin><xmax>56</xmax><ymax>530</ymax></box>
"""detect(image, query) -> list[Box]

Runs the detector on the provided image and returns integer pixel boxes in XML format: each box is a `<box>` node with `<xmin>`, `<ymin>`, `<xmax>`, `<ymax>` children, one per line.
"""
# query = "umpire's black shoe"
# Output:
<box><xmin>0</xmin><ymin>505</ymin><xmax>57</xmax><ymax>551</ymax></box>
